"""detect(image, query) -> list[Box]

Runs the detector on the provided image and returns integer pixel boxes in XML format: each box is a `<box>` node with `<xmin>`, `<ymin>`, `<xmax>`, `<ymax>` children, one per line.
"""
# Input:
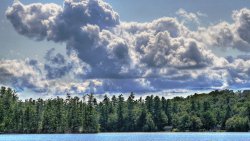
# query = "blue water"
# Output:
<box><xmin>0</xmin><ymin>133</ymin><xmax>249</xmax><ymax>141</ymax></box>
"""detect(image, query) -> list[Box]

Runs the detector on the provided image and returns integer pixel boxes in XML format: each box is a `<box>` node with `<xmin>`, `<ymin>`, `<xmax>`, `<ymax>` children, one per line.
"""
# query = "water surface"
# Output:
<box><xmin>0</xmin><ymin>133</ymin><xmax>249</xmax><ymax>141</ymax></box>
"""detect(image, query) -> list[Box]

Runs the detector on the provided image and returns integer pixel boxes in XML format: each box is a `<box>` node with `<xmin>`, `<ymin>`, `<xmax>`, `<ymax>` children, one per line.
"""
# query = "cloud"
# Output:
<box><xmin>4</xmin><ymin>0</ymin><xmax>250</xmax><ymax>97</ymax></box>
<box><xmin>176</xmin><ymin>9</ymin><xmax>201</xmax><ymax>25</ymax></box>
<box><xmin>43</xmin><ymin>48</ymin><xmax>90</xmax><ymax>80</ymax></box>
<box><xmin>0</xmin><ymin>59</ymin><xmax>48</xmax><ymax>93</ymax></box>
<box><xmin>192</xmin><ymin>8</ymin><xmax>250</xmax><ymax>52</ymax></box>
<box><xmin>233</xmin><ymin>8</ymin><xmax>250</xmax><ymax>44</ymax></box>
<box><xmin>6</xmin><ymin>0</ymin><xmax>119</xmax><ymax>42</ymax></box>
<box><xmin>8</xmin><ymin>1</ymin><xmax>216</xmax><ymax>78</ymax></box>
<box><xmin>6</xmin><ymin>2</ymin><xmax>62</xmax><ymax>41</ymax></box>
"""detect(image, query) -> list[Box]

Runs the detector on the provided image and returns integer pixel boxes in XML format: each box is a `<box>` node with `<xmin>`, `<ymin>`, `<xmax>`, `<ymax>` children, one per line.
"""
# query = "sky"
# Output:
<box><xmin>1</xmin><ymin>0</ymin><xmax>250</xmax><ymax>99</ymax></box>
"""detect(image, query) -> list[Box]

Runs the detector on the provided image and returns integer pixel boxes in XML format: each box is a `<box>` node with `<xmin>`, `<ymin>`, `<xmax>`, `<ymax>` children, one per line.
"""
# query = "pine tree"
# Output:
<box><xmin>126</xmin><ymin>92</ymin><xmax>135</xmax><ymax>131</ymax></box>
<box><xmin>117</xmin><ymin>94</ymin><xmax>125</xmax><ymax>132</ymax></box>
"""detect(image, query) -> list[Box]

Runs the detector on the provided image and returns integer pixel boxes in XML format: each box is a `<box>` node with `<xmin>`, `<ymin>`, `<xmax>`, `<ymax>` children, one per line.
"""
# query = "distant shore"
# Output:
<box><xmin>0</xmin><ymin>87</ymin><xmax>249</xmax><ymax>133</ymax></box>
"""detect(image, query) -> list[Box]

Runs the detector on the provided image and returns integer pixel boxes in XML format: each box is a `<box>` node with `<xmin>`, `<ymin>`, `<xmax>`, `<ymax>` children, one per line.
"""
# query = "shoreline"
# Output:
<box><xmin>0</xmin><ymin>132</ymin><xmax>250</xmax><ymax>135</ymax></box>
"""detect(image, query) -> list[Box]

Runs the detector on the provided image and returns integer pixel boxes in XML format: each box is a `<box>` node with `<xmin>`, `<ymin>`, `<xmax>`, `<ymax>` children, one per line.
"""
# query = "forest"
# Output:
<box><xmin>0</xmin><ymin>86</ymin><xmax>249</xmax><ymax>133</ymax></box>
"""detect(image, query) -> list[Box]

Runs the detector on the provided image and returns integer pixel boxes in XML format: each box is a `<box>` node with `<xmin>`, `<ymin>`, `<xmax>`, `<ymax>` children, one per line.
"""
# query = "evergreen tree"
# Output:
<box><xmin>117</xmin><ymin>94</ymin><xmax>125</xmax><ymax>132</ymax></box>
<box><xmin>99</xmin><ymin>95</ymin><xmax>110</xmax><ymax>132</ymax></box>
<box><xmin>84</xmin><ymin>94</ymin><xmax>99</xmax><ymax>133</ymax></box>
<box><xmin>0</xmin><ymin>87</ymin><xmax>249</xmax><ymax>133</ymax></box>
<box><xmin>126</xmin><ymin>93</ymin><xmax>136</xmax><ymax>131</ymax></box>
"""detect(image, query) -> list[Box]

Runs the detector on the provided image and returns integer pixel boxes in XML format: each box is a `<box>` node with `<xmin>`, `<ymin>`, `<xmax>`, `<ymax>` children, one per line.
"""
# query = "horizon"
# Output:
<box><xmin>1</xmin><ymin>0</ymin><xmax>250</xmax><ymax>99</ymax></box>
<box><xmin>2</xmin><ymin>86</ymin><xmax>250</xmax><ymax>101</ymax></box>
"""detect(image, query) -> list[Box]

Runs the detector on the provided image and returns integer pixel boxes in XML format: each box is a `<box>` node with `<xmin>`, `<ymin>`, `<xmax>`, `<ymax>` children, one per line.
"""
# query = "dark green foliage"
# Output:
<box><xmin>117</xmin><ymin>94</ymin><xmax>125</xmax><ymax>132</ymax></box>
<box><xmin>225</xmin><ymin>116</ymin><xmax>249</xmax><ymax>132</ymax></box>
<box><xmin>173</xmin><ymin>113</ymin><xmax>203</xmax><ymax>131</ymax></box>
<box><xmin>142</xmin><ymin>112</ymin><xmax>157</xmax><ymax>131</ymax></box>
<box><xmin>201</xmin><ymin>111</ymin><xmax>216</xmax><ymax>130</ymax></box>
<box><xmin>0</xmin><ymin>86</ymin><xmax>250</xmax><ymax>133</ymax></box>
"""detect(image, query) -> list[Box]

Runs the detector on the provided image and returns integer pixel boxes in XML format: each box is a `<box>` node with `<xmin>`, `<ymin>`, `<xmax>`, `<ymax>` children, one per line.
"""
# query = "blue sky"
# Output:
<box><xmin>1</xmin><ymin>0</ymin><xmax>250</xmax><ymax>99</ymax></box>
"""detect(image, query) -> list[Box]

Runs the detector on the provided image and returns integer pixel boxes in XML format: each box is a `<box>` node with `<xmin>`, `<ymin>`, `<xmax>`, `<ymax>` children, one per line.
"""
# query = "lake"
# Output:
<box><xmin>0</xmin><ymin>133</ymin><xmax>249</xmax><ymax>141</ymax></box>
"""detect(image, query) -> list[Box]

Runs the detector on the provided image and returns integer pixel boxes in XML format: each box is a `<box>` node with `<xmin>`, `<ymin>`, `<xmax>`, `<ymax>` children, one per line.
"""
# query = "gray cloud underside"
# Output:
<box><xmin>2</xmin><ymin>0</ymin><xmax>250</xmax><ymax>96</ymax></box>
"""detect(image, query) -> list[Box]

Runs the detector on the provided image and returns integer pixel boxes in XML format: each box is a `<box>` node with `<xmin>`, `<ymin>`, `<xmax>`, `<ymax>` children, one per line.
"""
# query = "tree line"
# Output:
<box><xmin>0</xmin><ymin>86</ymin><xmax>250</xmax><ymax>133</ymax></box>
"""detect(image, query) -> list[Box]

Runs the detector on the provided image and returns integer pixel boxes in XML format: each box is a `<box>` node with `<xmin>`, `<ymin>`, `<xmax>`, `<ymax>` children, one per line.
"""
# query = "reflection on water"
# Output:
<box><xmin>0</xmin><ymin>133</ymin><xmax>249</xmax><ymax>141</ymax></box>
